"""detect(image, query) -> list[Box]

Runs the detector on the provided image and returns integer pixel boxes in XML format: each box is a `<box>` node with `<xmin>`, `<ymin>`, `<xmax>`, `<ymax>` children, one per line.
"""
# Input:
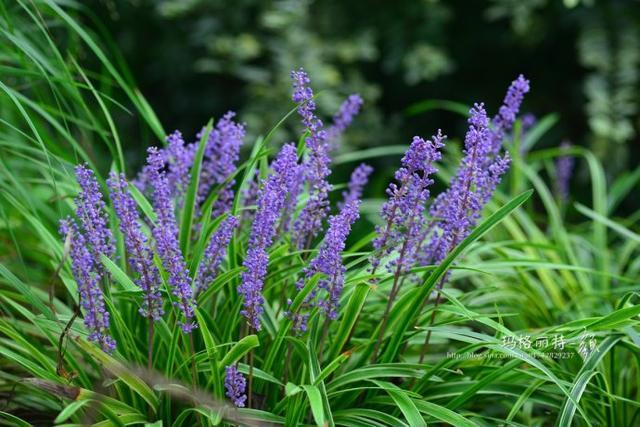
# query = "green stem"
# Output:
<box><xmin>248</xmin><ymin>347</ymin><xmax>254</xmax><ymax>408</ymax></box>
<box><xmin>147</xmin><ymin>317</ymin><xmax>154</xmax><ymax>371</ymax></box>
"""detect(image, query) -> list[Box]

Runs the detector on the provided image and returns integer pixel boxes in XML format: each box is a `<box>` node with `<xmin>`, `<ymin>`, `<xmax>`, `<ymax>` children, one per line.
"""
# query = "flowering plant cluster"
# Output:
<box><xmin>55</xmin><ymin>68</ymin><xmax>532</xmax><ymax>419</ymax></box>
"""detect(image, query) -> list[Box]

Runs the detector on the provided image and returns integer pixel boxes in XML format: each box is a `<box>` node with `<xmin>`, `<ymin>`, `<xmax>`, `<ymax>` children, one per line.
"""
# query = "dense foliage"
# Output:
<box><xmin>1</xmin><ymin>1</ymin><xmax>639</xmax><ymax>427</ymax></box>
<box><xmin>94</xmin><ymin>0</ymin><xmax>640</xmax><ymax>175</ymax></box>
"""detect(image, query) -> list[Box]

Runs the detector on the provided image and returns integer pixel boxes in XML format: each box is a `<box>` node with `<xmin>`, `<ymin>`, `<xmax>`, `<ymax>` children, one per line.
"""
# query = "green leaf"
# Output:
<box><xmin>286</xmin><ymin>382</ymin><xmax>303</xmax><ymax>396</ymax></box>
<box><xmin>219</xmin><ymin>335</ymin><xmax>260</xmax><ymax>368</ymax></box>
<box><xmin>587</xmin><ymin>305</ymin><xmax>640</xmax><ymax>330</ymax></box>
<box><xmin>180</xmin><ymin>119</ymin><xmax>213</xmax><ymax>255</ymax></box>
<box><xmin>101</xmin><ymin>255</ymin><xmax>139</xmax><ymax>293</ymax></box>
<box><xmin>557</xmin><ymin>336</ymin><xmax>620</xmax><ymax>427</ymax></box>
<box><xmin>0</xmin><ymin>411</ymin><xmax>32</xmax><ymax>427</ymax></box>
<box><xmin>128</xmin><ymin>183</ymin><xmax>157</xmax><ymax>224</ymax></box>
<box><xmin>75</xmin><ymin>338</ymin><xmax>159</xmax><ymax>410</ymax></box>
<box><xmin>302</xmin><ymin>385</ymin><xmax>326</xmax><ymax>427</ymax></box>
<box><xmin>381</xmin><ymin>190</ymin><xmax>533</xmax><ymax>362</ymax></box>
<box><xmin>574</xmin><ymin>203</ymin><xmax>640</xmax><ymax>244</ymax></box>
<box><xmin>413</xmin><ymin>400</ymin><xmax>477</xmax><ymax>427</ymax></box>
<box><xmin>54</xmin><ymin>400</ymin><xmax>91</xmax><ymax>423</ymax></box>
<box><xmin>405</xmin><ymin>99</ymin><xmax>470</xmax><ymax>117</ymax></box>
<box><xmin>371</xmin><ymin>380</ymin><xmax>425</xmax><ymax>427</ymax></box>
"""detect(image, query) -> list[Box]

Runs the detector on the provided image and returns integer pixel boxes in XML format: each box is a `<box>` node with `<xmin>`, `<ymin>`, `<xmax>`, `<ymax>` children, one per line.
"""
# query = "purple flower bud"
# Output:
<box><xmin>239</xmin><ymin>144</ymin><xmax>299</xmax><ymax>330</ymax></box>
<box><xmin>490</xmin><ymin>75</ymin><xmax>530</xmax><ymax>154</ymax></box>
<box><xmin>146</xmin><ymin>147</ymin><xmax>196</xmax><ymax>333</ymax></box>
<box><xmin>521</xmin><ymin>113</ymin><xmax>536</xmax><ymax>133</ymax></box>
<box><xmin>279</xmin><ymin>164</ymin><xmax>305</xmax><ymax>234</ymax></box>
<box><xmin>425</xmin><ymin>104</ymin><xmax>510</xmax><ymax>267</ymax></box>
<box><xmin>371</xmin><ymin>132</ymin><xmax>445</xmax><ymax>273</ymax></box>
<box><xmin>108</xmin><ymin>173</ymin><xmax>164</xmax><ymax>321</ymax></box>
<box><xmin>290</xmin><ymin>68</ymin><xmax>332</xmax><ymax>249</ymax></box>
<box><xmin>555</xmin><ymin>141</ymin><xmax>574</xmax><ymax>201</ymax></box>
<box><xmin>339</xmin><ymin>163</ymin><xmax>373</xmax><ymax>209</ymax></box>
<box><xmin>326</xmin><ymin>94</ymin><xmax>363</xmax><ymax>148</ymax></box>
<box><xmin>197</xmin><ymin>215</ymin><xmax>238</xmax><ymax>292</ymax></box>
<box><xmin>224</xmin><ymin>364</ymin><xmax>247</xmax><ymax>407</ymax></box>
<box><xmin>198</xmin><ymin>112</ymin><xmax>245</xmax><ymax>216</ymax></box>
<box><xmin>59</xmin><ymin>219</ymin><xmax>116</xmax><ymax>353</ymax></box>
<box><xmin>134</xmin><ymin>131</ymin><xmax>195</xmax><ymax>204</ymax></box>
<box><xmin>166</xmin><ymin>131</ymin><xmax>195</xmax><ymax>202</ymax></box>
<box><xmin>73</xmin><ymin>164</ymin><xmax>115</xmax><ymax>271</ymax></box>
<box><xmin>240</xmin><ymin>169</ymin><xmax>260</xmax><ymax>224</ymax></box>
<box><xmin>310</xmin><ymin>198</ymin><xmax>361</xmax><ymax>320</ymax></box>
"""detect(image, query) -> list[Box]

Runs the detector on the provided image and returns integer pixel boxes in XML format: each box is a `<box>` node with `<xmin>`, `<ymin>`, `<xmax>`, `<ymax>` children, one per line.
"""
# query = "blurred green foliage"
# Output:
<box><xmin>93</xmin><ymin>0</ymin><xmax>639</xmax><ymax>176</ymax></box>
<box><xmin>491</xmin><ymin>0</ymin><xmax>640</xmax><ymax>169</ymax></box>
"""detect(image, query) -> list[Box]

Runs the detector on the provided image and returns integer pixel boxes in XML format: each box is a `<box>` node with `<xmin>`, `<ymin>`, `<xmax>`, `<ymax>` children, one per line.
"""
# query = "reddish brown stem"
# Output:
<box><xmin>370</xmin><ymin>239</ymin><xmax>409</xmax><ymax>363</ymax></box>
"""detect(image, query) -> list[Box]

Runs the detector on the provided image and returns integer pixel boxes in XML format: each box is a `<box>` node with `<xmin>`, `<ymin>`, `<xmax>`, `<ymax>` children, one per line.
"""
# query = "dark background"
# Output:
<box><xmin>89</xmin><ymin>0</ymin><xmax>639</xmax><ymax>208</ymax></box>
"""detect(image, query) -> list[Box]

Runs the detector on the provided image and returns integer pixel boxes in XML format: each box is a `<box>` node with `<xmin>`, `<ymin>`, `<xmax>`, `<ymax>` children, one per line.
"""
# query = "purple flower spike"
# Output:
<box><xmin>279</xmin><ymin>164</ymin><xmax>305</xmax><ymax>234</ymax></box>
<box><xmin>134</xmin><ymin>131</ymin><xmax>195</xmax><ymax>203</ymax></box>
<box><xmin>60</xmin><ymin>219</ymin><xmax>116</xmax><ymax>353</ymax></box>
<box><xmin>239</xmin><ymin>144</ymin><xmax>299</xmax><ymax>331</ymax></box>
<box><xmin>326</xmin><ymin>94</ymin><xmax>364</xmax><ymax>147</ymax></box>
<box><xmin>108</xmin><ymin>173</ymin><xmax>164</xmax><ymax>321</ymax></box>
<box><xmin>371</xmin><ymin>132</ymin><xmax>445</xmax><ymax>273</ymax></box>
<box><xmin>340</xmin><ymin>163</ymin><xmax>373</xmax><ymax>209</ymax></box>
<box><xmin>166</xmin><ymin>131</ymin><xmax>195</xmax><ymax>202</ymax></box>
<box><xmin>224</xmin><ymin>364</ymin><xmax>247</xmax><ymax>407</ymax></box>
<box><xmin>197</xmin><ymin>215</ymin><xmax>238</xmax><ymax>292</ymax></box>
<box><xmin>490</xmin><ymin>74</ymin><xmax>530</xmax><ymax>155</ymax></box>
<box><xmin>521</xmin><ymin>113</ymin><xmax>536</xmax><ymax>133</ymax></box>
<box><xmin>290</xmin><ymin>68</ymin><xmax>332</xmax><ymax>249</ymax></box>
<box><xmin>288</xmin><ymin>197</ymin><xmax>362</xmax><ymax>333</ymax></box>
<box><xmin>425</xmin><ymin>104</ymin><xmax>510</xmax><ymax>267</ymax></box>
<box><xmin>555</xmin><ymin>141</ymin><xmax>574</xmax><ymax>201</ymax></box>
<box><xmin>199</xmin><ymin>112</ymin><xmax>245</xmax><ymax>215</ymax></box>
<box><xmin>73</xmin><ymin>164</ymin><xmax>115</xmax><ymax>270</ymax></box>
<box><xmin>310</xmin><ymin>199</ymin><xmax>361</xmax><ymax>320</ymax></box>
<box><xmin>146</xmin><ymin>147</ymin><xmax>196</xmax><ymax>333</ymax></box>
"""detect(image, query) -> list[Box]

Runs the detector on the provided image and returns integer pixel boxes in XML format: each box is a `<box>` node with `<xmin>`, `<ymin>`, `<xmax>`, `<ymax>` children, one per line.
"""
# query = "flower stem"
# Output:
<box><xmin>418</xmin><ymin>290</ymin><xmax>443</xmax><ymax>364</ymax></box>
<box><xmin>318</xmin><ymin>316</ymin><xmax>330</xmax><ymax>362</ymax></box>
<box><xmin>248</xmin><ymin>347</ymin><xmax>254</xmax><ymax>408</ymax></box>
<box><xmin>283</xmin><ymin>342</ymin><xmax>293</xmax><ymax>390</ymax></box>
<box><xmin>370</xmin><ymin>239</ymin><xmax>409</xmax><ymax>363</ymax></box>
<box><xmin>148</xmin><ymin>317</ymin><xmax>154</xmax><ymax>371</ymax></box>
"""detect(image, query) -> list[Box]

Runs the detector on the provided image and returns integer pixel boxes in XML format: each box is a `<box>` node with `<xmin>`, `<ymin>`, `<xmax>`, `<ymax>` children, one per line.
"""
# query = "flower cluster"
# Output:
<box><xmin>198</xmin><ymin>112</ymin><xmax>245</xmax><ymax>215</ymax></box>
<box><xmin>489</xmin><ymin>74</ymin><xmax>530</xmax><ymax>155</ymax></box>
<box><xmin>135</xmin><ymin>131</ymin><xmax>195</xmax><ymax>203</ymax></box>
<box><xmin>59</xmin><ymin>219</ymin><xmax>115</xmax><ymax>353</ymax></box>
<box><xmin>427</xmin><ymin>104</ymin><xmax>503</xmax><ymax>262</ymax></box>
<box><xmin>424</xmin><ymin>76</ymin><xmax>528</xmax><ymax>268</ymax></box>
<box><xmin>371</xmin><ymin>132</ymin><xmax>445</xmax><ymax>274</ymax></box>
<box><xmin>73</xmin><ymin>164</ymin><xmax>115</xmax><ymax>271</ymax></box>
<box><xmin>326</xmin><ymin>94</ymin><xmax>364</xmax><ymax>146</ymax></box>
<box><xmin>289</xmin><ymin>165</ymin><xmax>369</xmax><ymax>332</ymax></box>
<box><xmin>146</xmin><ymin>147</ymin><xmax>197</xmax><ymax>332</ymax></box>
<box><xmin>239</xmin><ymin>143</ymin><xmax>299</xmax><ymax>331</ymax></box>
<box><xmin>197</xmin><ymin>215</ymin><xmax>238</xmax><ymax>292</ymax></box>
<box><xmin>340</xmin><ymin>163</ymin><xmax>373</xmax><ymax>209</ymax></box>
<box><xmin>290</xmin><ymin>68</ymin><xmax>332</xmax><ymax>249</ymax></box>
<box><xmin>224</xmin><ymin>364</ymin><xmax>247</xmax><ymax>407</ymax></box>
<box><xmin>61</xmin><ymin>165</ymin><xmax>116</xmax><ymax>352</ymax></box>
<box><xmin>108</xmin><ymin>172</ymin><xmax>164</xmax><ymax>320</ymax></box>
<box><xmin>309</xmin><ymin>198</ymin><xmax>361</xmax><ymax>319</ymax></box>
<box><xmin>135</xmin><ymin>114</ymin><xmax>244</xmax><ymax>213</ymax></box>
<box><xmin>58</xmin><ymin>69</ymin><xmax>527</xmax><ymax>366</ymax></box>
